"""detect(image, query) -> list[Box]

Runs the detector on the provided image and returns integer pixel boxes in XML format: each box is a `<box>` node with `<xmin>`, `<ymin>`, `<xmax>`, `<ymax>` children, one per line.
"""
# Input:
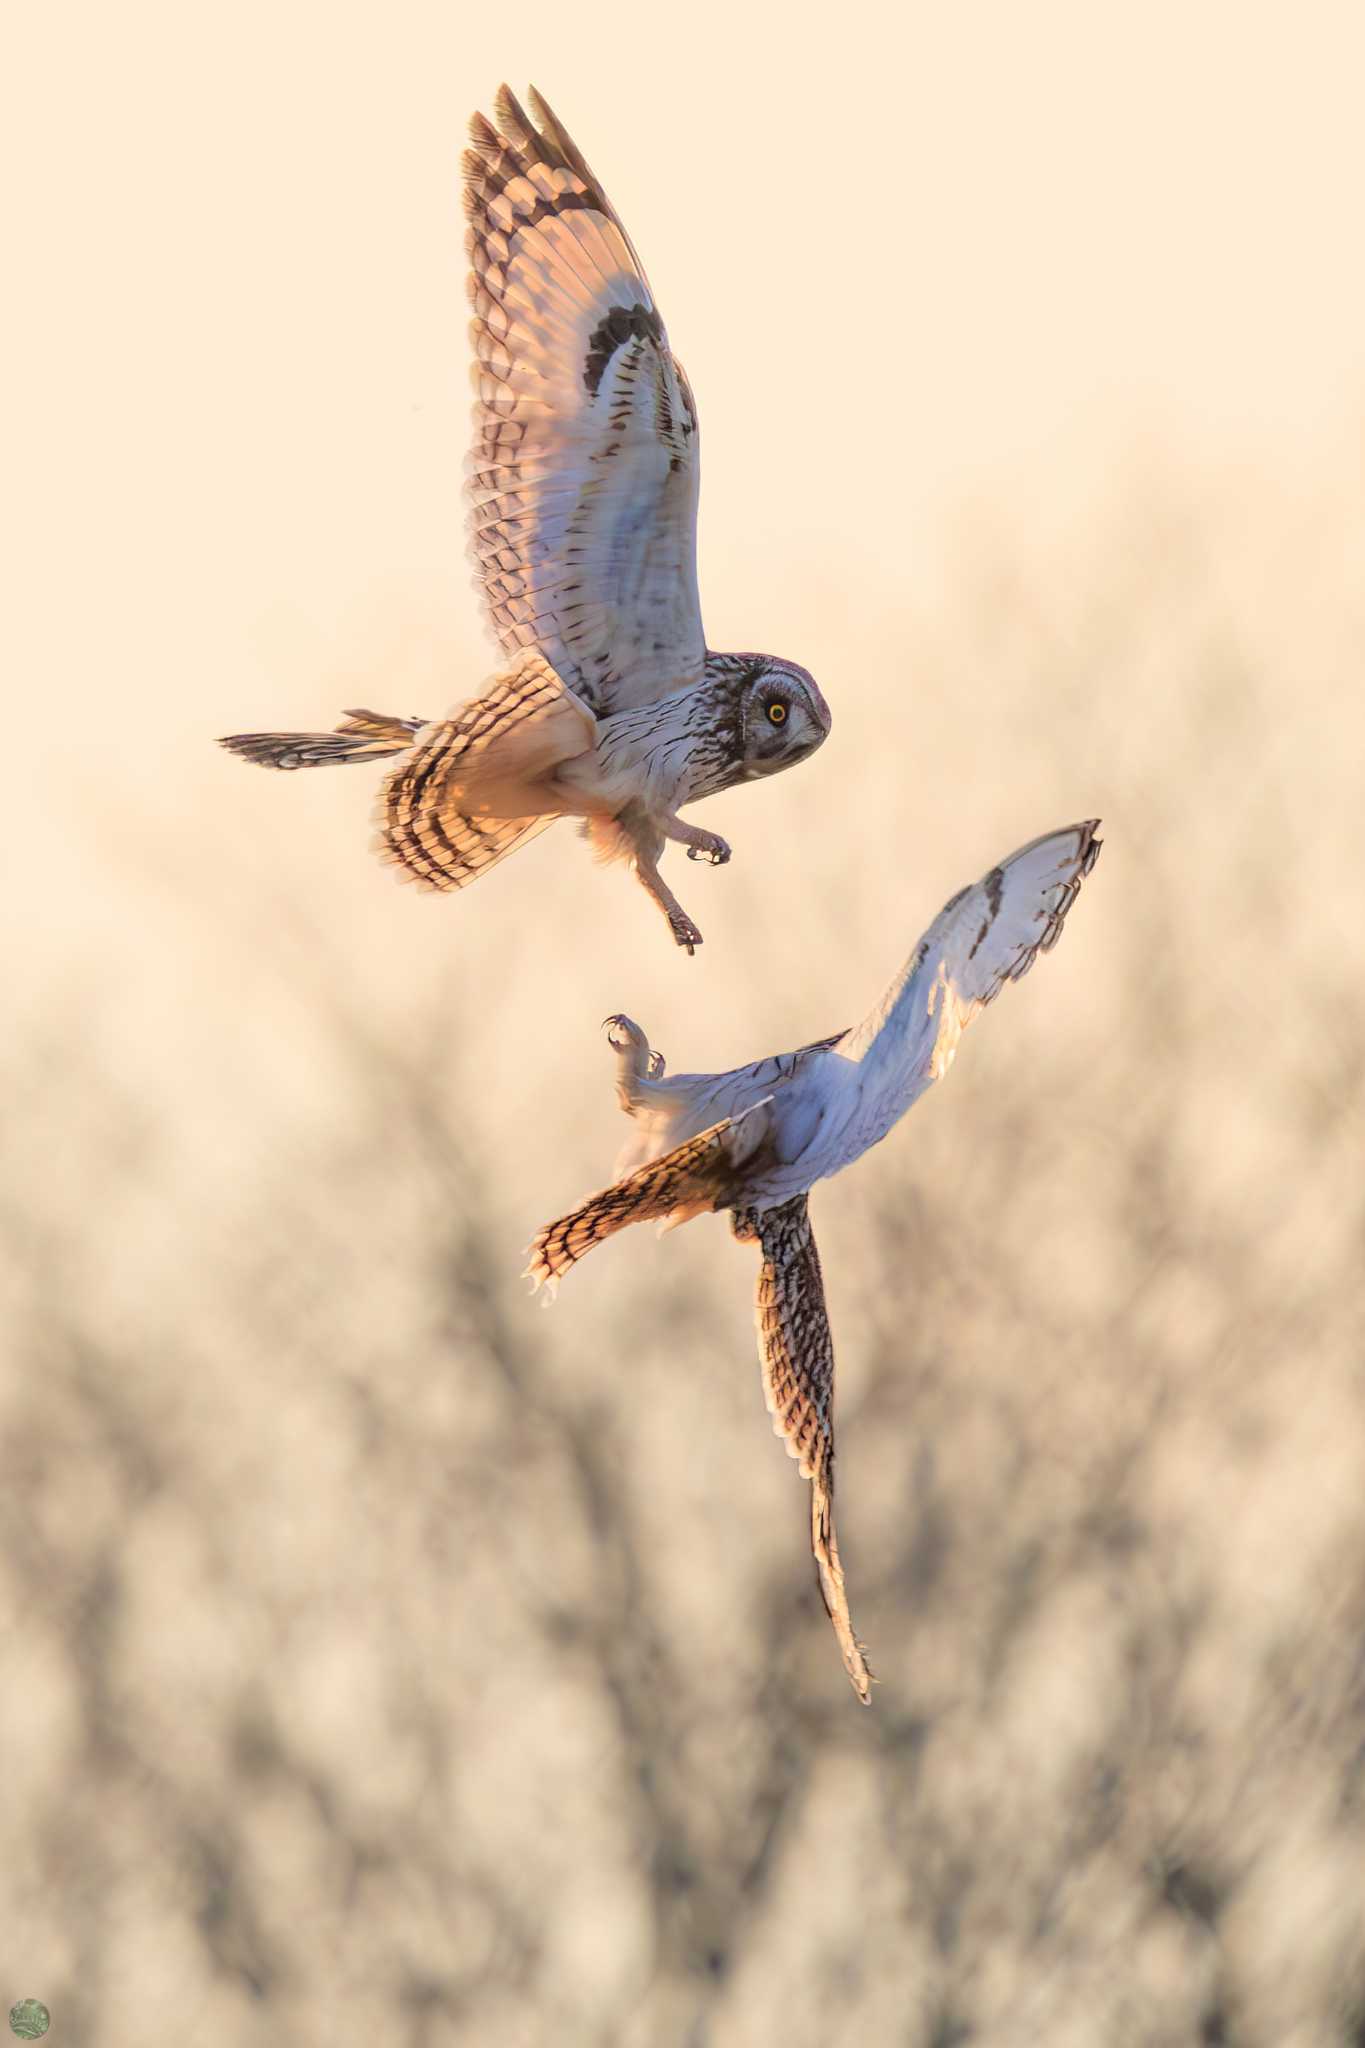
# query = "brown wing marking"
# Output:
<box><xmin>373</xmin><ymin>653</ymin><xmax>593</xmax><ymax>892</ymax></box>
<box><xmin>524</xmin><ymin>1102</ymin><xmax>773</xmax><ymax>1294</ymax></box>
<box><xmin>742</xmin><ymin>1194</ymin><xmax>873</xmax><ymax>1704</ymax></box>
<box><xmin>462</xmin><ymin>87</ymin><xmax>704</xmax><ymax>713</ymax></box>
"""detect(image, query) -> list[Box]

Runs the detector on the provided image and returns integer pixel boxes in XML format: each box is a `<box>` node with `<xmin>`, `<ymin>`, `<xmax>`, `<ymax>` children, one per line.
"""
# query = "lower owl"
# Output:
<box><xmin>526</xmin><ymin>822</ymin><xmax>1102</xmax><ymax>1701</ymax></box>
<box><xmin>219</xmin><ymin>649</ymin><xmax>828</xmax><ymax>954</ymax></box>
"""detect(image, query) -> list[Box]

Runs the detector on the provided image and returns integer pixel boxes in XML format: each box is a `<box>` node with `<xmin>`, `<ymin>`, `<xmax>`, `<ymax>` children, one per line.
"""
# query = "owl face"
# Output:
<box><xmin>738</xmin><ymin>659</ymin><xmax>832</xmax><ymax>778</ymax></box>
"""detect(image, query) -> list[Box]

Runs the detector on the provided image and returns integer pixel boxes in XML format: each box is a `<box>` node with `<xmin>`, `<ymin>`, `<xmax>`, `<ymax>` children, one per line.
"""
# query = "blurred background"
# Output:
<box><xmin>5</xmin><ymin>2</ymin><xmax>1365</xmax><ymax>2041</ymax></box>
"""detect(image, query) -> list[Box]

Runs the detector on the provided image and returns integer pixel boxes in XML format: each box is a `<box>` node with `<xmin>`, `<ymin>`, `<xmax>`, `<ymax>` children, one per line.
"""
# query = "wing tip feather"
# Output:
<box><xmin>492</xmin><ymin>83</ymin><xmax>534</xmax><ymax>143</ymax></box>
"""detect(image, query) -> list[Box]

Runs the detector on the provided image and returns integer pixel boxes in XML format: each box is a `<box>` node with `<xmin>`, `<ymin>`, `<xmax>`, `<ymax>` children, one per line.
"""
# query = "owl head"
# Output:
<box><xmin>736</xmin><ymin>657</ymin><xmax>832</xmax><ymax>777</ymax></box>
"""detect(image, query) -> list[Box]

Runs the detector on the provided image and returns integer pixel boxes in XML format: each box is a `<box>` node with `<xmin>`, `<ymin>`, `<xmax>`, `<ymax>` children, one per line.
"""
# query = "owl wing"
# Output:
<box><xmin>464</xmin><ymin>87</ymin><xmax>705</xmax><ymax>719</ymax></box>
<box><xmin>821</xmin><ymin>822</ymin><xmax>1102</xmax><ymax>1163</ymax></box>
<box><xmin>524</xmin><ymin>1099</ymin><xmax>774</xmax><ymax>1294</ymax></box>
<box><xmin>372</xmin><ymin>652</ymin><xmax>596</xmax><ymax>892</ymax></box>
<box><xmin>744</xmin><ymin>1195</ymin><xmax>872</xmax><ymax>1704</ymax></box>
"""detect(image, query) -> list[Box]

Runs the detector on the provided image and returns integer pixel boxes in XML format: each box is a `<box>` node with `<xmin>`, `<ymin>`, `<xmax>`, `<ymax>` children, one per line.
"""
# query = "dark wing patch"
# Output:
<box><xmin>583</xmin><ymin>302</ymin><xmax>664</xmax><ymax>397</ymax></box>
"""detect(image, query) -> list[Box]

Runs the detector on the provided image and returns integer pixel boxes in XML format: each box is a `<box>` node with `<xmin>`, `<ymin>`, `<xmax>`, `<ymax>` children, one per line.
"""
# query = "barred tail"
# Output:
<box><xmin>218</xmin><ymin>709</ymin><xmax>426</xmax><ymax>772</ymax></box>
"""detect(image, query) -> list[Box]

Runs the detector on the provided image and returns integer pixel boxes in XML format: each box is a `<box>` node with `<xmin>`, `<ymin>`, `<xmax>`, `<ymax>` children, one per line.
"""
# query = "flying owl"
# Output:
<box><xmin>525</xmin><ymin>823</ymin><xmax>1102</xmax><ymax>1701</ymax></box>
<box><xmin>219</xmin><ymin>86</ymin><xmax>830</xmax><ymax>953</ymax></box>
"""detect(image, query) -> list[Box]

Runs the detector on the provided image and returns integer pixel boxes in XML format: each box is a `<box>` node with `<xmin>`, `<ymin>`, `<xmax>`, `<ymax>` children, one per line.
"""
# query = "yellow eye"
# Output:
<box><xmin>767</xmin><ymin>700</ymin><xmax>787</xmax><ymax>726</ymax></box>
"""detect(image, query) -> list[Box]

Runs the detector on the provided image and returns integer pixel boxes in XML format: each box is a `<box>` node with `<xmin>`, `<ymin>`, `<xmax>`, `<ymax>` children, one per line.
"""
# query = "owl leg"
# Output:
<box><xmin>634</xmin><ymin>856</ymin><xmax>704</xmax><ymax>954</ymax></box>
<box><xmin>661</xmin><ymin>812</ymin><xmax>732</xmax><ymax>866</ymax></box>
<box><xmin>620</xmin><ymin>812</ymin><xmax>704</xmax><ymax>953</ymax></box>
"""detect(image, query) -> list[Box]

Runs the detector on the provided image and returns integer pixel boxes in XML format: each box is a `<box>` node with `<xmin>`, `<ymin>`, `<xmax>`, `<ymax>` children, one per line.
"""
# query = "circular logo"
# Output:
<box><xmin>8</xmin><ymin>2003</ymin><xmax>50</xmax><ymax>2041</ymax></box>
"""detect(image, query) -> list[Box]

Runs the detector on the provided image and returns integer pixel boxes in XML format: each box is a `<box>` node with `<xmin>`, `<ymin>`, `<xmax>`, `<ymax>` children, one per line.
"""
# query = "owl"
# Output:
<box><xmin>219</xmin><ymin>86</ymin><xmax>830</xmax><ymax>953</ymax></box>
<box><xmin>525</xmin><ymin>823</ymin><xmax>1102</xmax><ymax>1701</ymax></box>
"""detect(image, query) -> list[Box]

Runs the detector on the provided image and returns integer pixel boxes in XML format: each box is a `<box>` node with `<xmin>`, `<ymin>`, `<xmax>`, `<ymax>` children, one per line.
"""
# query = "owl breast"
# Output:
<box><xmin>554</xmin><ymin>685</ymin><xmax>726</xmax><ymax>817</ymax></box>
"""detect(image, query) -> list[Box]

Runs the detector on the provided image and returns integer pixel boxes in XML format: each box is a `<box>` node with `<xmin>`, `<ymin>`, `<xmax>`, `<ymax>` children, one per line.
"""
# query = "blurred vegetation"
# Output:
<box><xmin>4</xmin><ymin>469</ymin><xmax>1365</xmax><ymax>2047</ymax></box>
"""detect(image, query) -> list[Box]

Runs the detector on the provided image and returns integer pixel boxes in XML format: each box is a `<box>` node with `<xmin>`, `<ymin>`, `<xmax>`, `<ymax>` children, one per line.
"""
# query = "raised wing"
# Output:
<box><xmin>464</xmin><ymin>87</ymin><xmax>704</xmax><ymax>717</ymax></box>
<box><xmin>829</xmin><ymin>821</ymin><xmax>1102</xmax><ymax>1156</ymax></box>
<box><xmin>740</xmin><ymin>1195</ymin><xmax>872</xmax><ymax>1704</ymax></box>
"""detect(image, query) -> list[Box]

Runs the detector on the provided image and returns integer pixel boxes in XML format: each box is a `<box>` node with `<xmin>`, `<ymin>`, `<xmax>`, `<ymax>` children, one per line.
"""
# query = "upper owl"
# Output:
<box><xmin>219</xmin><ymin>86</ymin><xmax>831</xmax><ymax>954</ymax></box>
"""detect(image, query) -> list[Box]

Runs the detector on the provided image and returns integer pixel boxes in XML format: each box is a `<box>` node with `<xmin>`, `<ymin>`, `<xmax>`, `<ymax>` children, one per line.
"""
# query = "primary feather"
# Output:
<box><xmin>464</xmin><ymin>86</ymin><xmax>704</xmax><ymax>714</ymax></box>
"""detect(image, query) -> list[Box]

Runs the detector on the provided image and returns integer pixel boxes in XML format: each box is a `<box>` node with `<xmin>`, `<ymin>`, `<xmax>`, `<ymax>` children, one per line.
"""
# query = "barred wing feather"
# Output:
<box><xmin>525</xmin><ymin>1100</ymin><xmax>775</xmax><ymax>1294</ymax></box>
<box><xmin>745</xmin><ymin>1195</ymin><xmax>873</xmax><ymax>1704</ymax></box>
<box><xmin>464</xmin><ymin>87</ymin><xmax>704</xmax><ymax>717</ymax></box>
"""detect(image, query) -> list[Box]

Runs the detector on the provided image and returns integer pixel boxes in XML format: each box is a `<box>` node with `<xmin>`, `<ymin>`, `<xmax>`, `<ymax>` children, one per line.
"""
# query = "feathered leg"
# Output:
<box><xmin>614</xmin><ymin>805</ymin><xmax>705</xmax><ymax>954</ymax></box>
<box><xmin>661</xmin><ymin>811</ymin><xmax>732</xmax><ymax>867</ymax></box>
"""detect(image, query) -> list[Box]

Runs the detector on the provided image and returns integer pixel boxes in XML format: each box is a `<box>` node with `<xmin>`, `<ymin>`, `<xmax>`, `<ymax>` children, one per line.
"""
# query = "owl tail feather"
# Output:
<box><xmin>218</xmin><ymin>710</ymin><xmax>426</xmax><ymax>772</ymax></box>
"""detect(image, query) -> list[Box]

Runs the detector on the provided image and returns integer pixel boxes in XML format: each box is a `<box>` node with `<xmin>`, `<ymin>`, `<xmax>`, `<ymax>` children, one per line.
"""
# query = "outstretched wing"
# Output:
<box><xmin>742</xmin><ymin>1195</ymin><xmax>872</xmax><ymax>1704</ymax></box>
<box><xmin>464</xmin><ymin>87</ymin><xmax>704</xmax><ymax>718</ymax></box>
<box><xmin>525</xmin><ymin>1101</ymin><xmax>773</xmax><ymax>1294</ymax></box>
<box><xmin>825</xmin><ymin>821</ymin><xmax>1102</xmax><ymax>1161</ymax></box>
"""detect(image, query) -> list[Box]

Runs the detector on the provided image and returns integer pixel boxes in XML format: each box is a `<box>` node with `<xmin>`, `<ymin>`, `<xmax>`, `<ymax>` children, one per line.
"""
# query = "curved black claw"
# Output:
<box><xmin>603</xmin><ymin>1013</ymin><xmax>646</xmax><ymax>1053</ymax></box>
<box><xmin>685</xmin><ymin>832</ymin><xmax>732</xmax><ymax>866</ymax></box>
<box><xmin>669</xmin><ymin>911</ymin><xmax>704</xmax><ymax>955</ymax></box>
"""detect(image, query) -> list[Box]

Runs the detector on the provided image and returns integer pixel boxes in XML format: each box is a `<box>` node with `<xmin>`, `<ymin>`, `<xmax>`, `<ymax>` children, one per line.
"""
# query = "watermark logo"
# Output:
<box><xmin>8</xmin><ymin>2003</ymin><xmax>50</xmax><ymax>2040</ymax></box>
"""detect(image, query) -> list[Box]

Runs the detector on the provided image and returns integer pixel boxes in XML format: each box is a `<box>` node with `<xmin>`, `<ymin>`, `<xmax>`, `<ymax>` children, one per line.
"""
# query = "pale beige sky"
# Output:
<box><xmin>9</xmin><ymin>0</ymin><xmax>1364</xmax><ymax>704</ymax></box>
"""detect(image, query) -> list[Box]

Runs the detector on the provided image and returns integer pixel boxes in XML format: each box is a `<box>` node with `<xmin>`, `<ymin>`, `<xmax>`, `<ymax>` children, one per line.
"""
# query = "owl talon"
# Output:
<box><xmin>603</xmin><ymin>1013</ymin><xmax>644</xmax><ymax>1053</ymax></box>
<box><xmin>670</xmin><ymin>912</ymin><xmax>704</xmax><ymax>953</ymax></box>
<box><xmin>606</xmin><ymin>1011</ymin><xmax>666</xmax><ymax>1111</ymax></box>
<box><xmin>685</xmin><ymin>832</ymin><xmax>732</xmax><ymax>866</ymax></box>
